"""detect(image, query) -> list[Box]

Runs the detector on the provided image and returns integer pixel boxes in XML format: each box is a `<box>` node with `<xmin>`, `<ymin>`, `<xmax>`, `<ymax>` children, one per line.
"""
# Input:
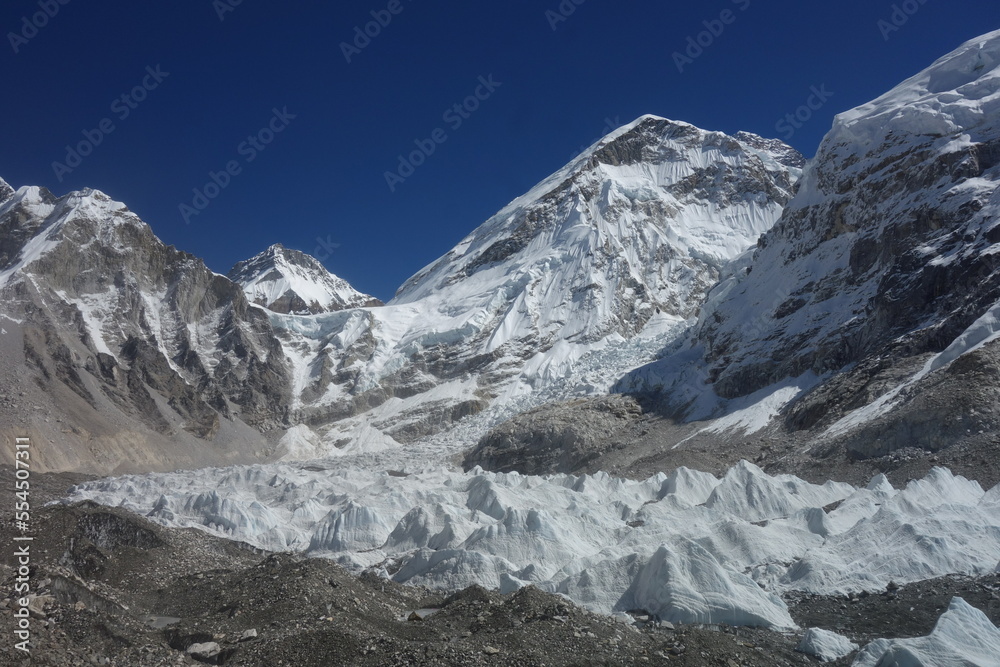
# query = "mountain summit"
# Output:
<box><xmin>270</xmin><ymin>115</ymin><xmax>802</xmax><ymax>451</ymax></box>
<box><xmin>0</xmin><ymin>176</ymin><xmax>13</xmax><ymax>204</ymax></box>
<box><xmin>229</xmin><ymin>244</ymin><xmax>382</xmax><ymax>315</ymax></box>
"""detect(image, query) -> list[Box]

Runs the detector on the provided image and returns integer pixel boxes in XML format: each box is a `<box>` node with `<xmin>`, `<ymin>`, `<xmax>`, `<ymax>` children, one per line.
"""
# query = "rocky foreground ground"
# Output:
<box><xmin>1</xmin><ymin>468</ymin><xmax>998</xmax><ymax>666</ymax></box>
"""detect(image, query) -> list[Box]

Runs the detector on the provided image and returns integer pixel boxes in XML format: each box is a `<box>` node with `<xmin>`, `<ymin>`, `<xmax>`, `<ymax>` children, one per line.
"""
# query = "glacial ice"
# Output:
<box><xmin>852</xmin><ymin>597</ymin><xmax>1000</xmax><ymax>667</ymax></box>
<box><xmin>65</xmin><ymin>461</ymin><xmax>1000</xmax><ymax>631</ymax></box>
<box><xmin>797</xmin><ymin>628</ymin><xmax>859</xmax><ymax>663</ymax></box>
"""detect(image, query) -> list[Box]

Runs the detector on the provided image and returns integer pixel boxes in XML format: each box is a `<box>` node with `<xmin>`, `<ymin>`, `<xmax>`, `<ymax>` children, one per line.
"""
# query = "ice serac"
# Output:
<box><xmin>0</xmin><ymin>186</ymin><xmax>290</xmax><ymax>473</ymax></box>
<box><xmin>852</xmin><ymin>598</ymin><xmax>1000</xmax><ymax>667</ymax></box>
<box><xmin>624</xmin><ymin>541</ymin><xmax>795</xmax><ymax>629</ymax></box>
<box><xmin>277</xmin><ymin>115</ymin><xmax>800</xmax><ymax>451</ymax></box>
<box><xmin>228</xmin><ymin>243</ymin><xmax>382</xmax><ymax>315</ymax></box>
<box><xmin>797</xmin><ymin>628</ymin><xmax>858</xmax><ymax>663</ymax></box>
<box><xmin>623</xmin><ymin>31</ymin><xmax>1000</xmax><ymax>455</ymax></box>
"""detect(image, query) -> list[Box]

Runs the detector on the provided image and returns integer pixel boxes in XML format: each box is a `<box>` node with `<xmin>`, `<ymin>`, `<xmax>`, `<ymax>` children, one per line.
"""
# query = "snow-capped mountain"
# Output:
<box><xmin>9</xmin><ymin>33</ymin><xmax>1000</xmax><ymax>661</ymax></box>
<box><xmin>392</xmin><ymin>116</ymin><xmax>799</xmax><ymax>331</ymax></box>
<box><xmin>0</xmin><ymin>185</ymin><xmax>289</xmax><ymax>472</ymax></box>
<box><xmin>229</xmin><ymin>243</ymin><xmax>382</xmax><ymax>315</ymax></box>
<box><xmin>623</xmin><ymin>30</ymin><xmax>1000</xmax><ymax>457</ymax></box>
<box><xmin>271</xmin><ymin>116</ymin><xmax>801</xmax><ymax>453</ymax></box>
<box><xmin>0</xmin><ymin>116</ymin><xmax>801</xmax><ymax>470</ymax></box>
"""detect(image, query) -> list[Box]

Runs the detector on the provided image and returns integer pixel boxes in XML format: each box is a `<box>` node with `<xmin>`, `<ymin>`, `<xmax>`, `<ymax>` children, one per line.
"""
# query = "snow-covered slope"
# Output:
<box><xmin>622</xmin><ymin>31</ymin><xmax>1000</xmax><ymax>454</ymax></box>
<box><xmin>392</xmin><ymin>115</ymin><xmax>797</xmax><ymax>336</ymax></box>
<box><xmin>66</xmin><ymin>461</ymin><xmax>1000</xmax><ymax>631</ymax></box>
<box><xmin>228</xmin><ymin>244</ymin><xmax>381</xmax><ymax>315</ymax></box>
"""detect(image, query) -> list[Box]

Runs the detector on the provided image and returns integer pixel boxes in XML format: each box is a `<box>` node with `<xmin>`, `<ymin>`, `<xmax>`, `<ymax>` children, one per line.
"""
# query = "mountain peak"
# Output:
<box><xmin>229</xmin><ymin>245</ymin><xmax>382</xmax><ymax>315</ymax></box>
<box><xmin>390</xmin><ymin>117</ymin><xmax>800</xmax><ymax>352</ymax></box>
<box><xmin>582</xmin><ymin>116</ymin><xmax>805</xmax><ymax>179</ymax></box>
<box><xmin>0</xmin><ymin>176</ymin><xmax>13</xmax><ymax>205</ymax></box>
<box><xmin>622</xmin><ymin>30</ymin><xmax>1000</xmax><ymax>444</ymax></box>
<box><xmin>828</xmin><ymin>29</ymin><xmax>999</xmax><ymax>154</ymax></box>
<box><xmin>733</xmin><ymin>131</ymin><xmax>807</xmax><ymax>169</ymax></box>
<box><xmin>0</xmin><ymin>184</ymin><xmax>152</xmax><ymax>284</ymax></box>
<box><xmin>260</xmin><ymin>243</ymin><xmax>335</xmax><ymax>274</ymax></box>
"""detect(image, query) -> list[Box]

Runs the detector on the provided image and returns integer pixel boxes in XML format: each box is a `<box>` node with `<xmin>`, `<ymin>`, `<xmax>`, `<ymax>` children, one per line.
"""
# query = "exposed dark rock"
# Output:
<box><xmin>464</xmin><ymin>395</ymin><xmax>644</xmax><ymax>475</ymax></box>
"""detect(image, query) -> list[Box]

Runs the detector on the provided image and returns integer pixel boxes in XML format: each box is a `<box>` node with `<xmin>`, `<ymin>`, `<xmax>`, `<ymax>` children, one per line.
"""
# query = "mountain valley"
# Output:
<box><xmin>3</xmin><ymin>29</ymin><xmax>1000</xmax><ymax>667</ymax></box>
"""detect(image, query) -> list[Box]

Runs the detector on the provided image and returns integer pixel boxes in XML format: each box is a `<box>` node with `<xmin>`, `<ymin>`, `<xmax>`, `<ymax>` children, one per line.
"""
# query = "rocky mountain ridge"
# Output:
<box><xmin>0</xmin><ymin>184</ymin><xmax>293</xmax><ymax>472</ymax></box>
<box><xmin>611</xmin><ymin>29</ymin><xmax>1000</xmax><ymax>464</ymax></box>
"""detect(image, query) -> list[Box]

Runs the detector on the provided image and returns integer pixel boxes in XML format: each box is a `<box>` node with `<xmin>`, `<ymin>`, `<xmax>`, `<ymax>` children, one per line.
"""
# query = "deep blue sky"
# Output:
<box><xmin>1</xmin><ymin>1</ymin><xmax>996</xmax><ymax>301</ymax></box>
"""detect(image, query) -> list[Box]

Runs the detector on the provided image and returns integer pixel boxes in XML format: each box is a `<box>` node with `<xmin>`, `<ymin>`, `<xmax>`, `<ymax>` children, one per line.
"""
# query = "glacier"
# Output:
<box><xmin>65</xmin><ymin>460</ymin><xmax>1000</xmax><ymax>632</ymax></box>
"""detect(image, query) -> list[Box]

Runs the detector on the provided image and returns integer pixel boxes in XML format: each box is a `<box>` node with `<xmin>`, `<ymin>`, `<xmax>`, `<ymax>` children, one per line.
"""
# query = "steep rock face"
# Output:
<box><xmin>0</xmin><ymin>176</ymin><xmax>13</xmax><ymax>204</ymax></box>
<box><xmin>228</xmin><ymin>244</ymin><xmax>382</xmax><ymax>315</ymax></box>
<box><xmin>621</xmin><ymin>30</ymin><xmax>1000</xmax><ymax>455</ymax></box>
<box><xmin>733</xmin><ymin>132</ymin><xmax>807</xmax><ymax>170</ymax></box>
<box><xmin>0</xmin><ymin>185</ymin><xmax>291</xmax><ymax>471</ymax></box>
